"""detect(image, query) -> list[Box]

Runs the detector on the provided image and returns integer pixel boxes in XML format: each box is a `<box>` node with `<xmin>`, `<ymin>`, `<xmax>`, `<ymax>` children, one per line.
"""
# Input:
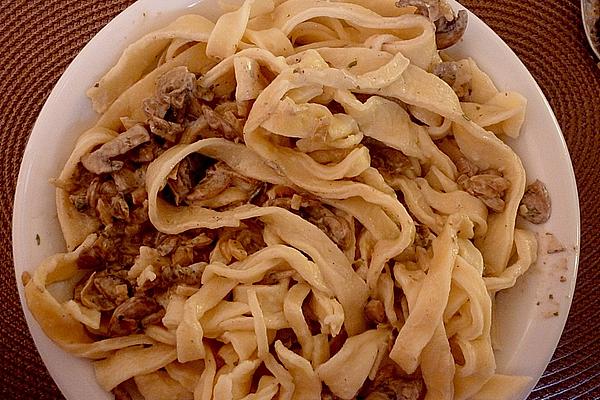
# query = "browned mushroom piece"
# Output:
<box><xmin>364</xmin><ymin>137</ymin><xmax>421</xmax><ymax>186</ymax></box>
<box><xmin>364</xmin><ymin>299</ymin><xmax>386</xmax><ymax>324</ymax></box>
<box><xmin>303</xmin><ymin>204</ymin><xmax>354</xmax><ymax>251</ymax></box>
<box><xmin>437</xmin><ymin>137</ymin><xmax>479</xmax><ymax>177</ymax></box>
<box><xmin>142</xmin><ymin>66</ymin><xmax>197</xmax><ymax>141</ymax></box>
<box><xmin>111</xmin><ymin>383</ymin><xmax>133</xmax><ymax>400</ymax></box>
<box><xmin>396</xmin><ymin>1</ymin><xmax>468</xmax><ymax>49</ymax></box>
<box><xmin>155</xmin><ymin>66</ymin><xmax>196</xmax><ymax>109</ymax></box>
<box><xmin>184</xmin><ymin>161</ymin><xmax>261</xmax><ymax>204</ymax></box>
<box><xmin>218</xmin><ymin>221</ymin><xmax>267</xmax><ymax>259</ymax></box>
<box><xmin>201</xmin><ymin>104</ymin><xmax>246</xmax><ymax>143</ymax></box>
<box><xmin>81</xmin><ymin>125</ymin><xmax>151</xmax><ymax>174</ymax></box>
<box><xmin>432</xmin><ymin>61</ymin><xmax>472</xmax><ymax>98</ymax></box>
<box><xmin>439</xmin><ymin>136</ymin><xmax>513</xmax><ymax>213</ymax></box>
<box><xmin>458</xmin><ymin>173</ymin><xmax>511</xmax><ymax>213</ymax></box>
<box><xmin>266</xmin><ymin>195</ymin><xmax>354</xmax><ymax>252</ymax></box>
<box><xmin>519</xmin><ymin>180</ymin><xmax>552</xmax><ymax>224</ymax></box>
<box><xmin>435</xmin><ymin>9</ymin><xmax>468</xmax><ymax>49</ymax></box>
<box><xmin>78</xmin><ymin>271</ymin><xmax>130</xmax><ymax>312</ymax></box>
<box><xmin>108</xmin><ymin>295</ymin><xmax>163</xmax><ymax>337</ymax></box>
<box><xmin>167</xmin><ymin>157</ymin><xmax>196</xmax><ymax>205</ymax></box>
<box><xmin>187</xmin><ymin>162</ymin><xmax>233</xmax><ymax>201</ymax></box>
<box><xmin>396</xmin><ymin>0</ymin><xmax>432</xmax><ymax>17</ymax></box>
<box><xmin>363</xmin><ymin>363</ymin><xmax>425</xmax><ymax>400</ymax></box>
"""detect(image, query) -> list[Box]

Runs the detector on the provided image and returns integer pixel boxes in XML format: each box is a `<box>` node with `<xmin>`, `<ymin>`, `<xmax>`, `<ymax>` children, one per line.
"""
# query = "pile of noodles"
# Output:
<box><xmin>24</xmin><ymin>0</ymin><xmax>537</xmax><ymax>399</ymax></box>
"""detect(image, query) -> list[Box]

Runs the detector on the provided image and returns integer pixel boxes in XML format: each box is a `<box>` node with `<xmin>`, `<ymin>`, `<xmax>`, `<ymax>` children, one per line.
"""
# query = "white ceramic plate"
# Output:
<box><xmin>12</xmin><ymin>1</ymin><xmax>580</xmax><ymax>399</ymax></box>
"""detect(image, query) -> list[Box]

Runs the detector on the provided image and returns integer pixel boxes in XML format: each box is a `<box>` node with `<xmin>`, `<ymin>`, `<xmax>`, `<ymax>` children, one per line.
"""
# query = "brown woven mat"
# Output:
<box><xmin>1</xmin><ymin>0</ymin><xmax>598</xmax><ymax>398</ymax></box>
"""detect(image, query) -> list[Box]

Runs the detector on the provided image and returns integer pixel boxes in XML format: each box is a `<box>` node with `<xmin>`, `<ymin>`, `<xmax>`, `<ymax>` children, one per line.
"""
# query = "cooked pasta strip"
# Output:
<box><xmin>88</xmin><ymin>15</ymin><xmax>215</xmax><ymax>113</ymax></box>
<box><xmin>390</xmin><ymin>214</ymin><xmax>471</xmax><ymax>373</ymax></box>
<box><xmin>94</xmin><ymin>344</ymin><xmax>178</xmax><ymax>391</ymax></box>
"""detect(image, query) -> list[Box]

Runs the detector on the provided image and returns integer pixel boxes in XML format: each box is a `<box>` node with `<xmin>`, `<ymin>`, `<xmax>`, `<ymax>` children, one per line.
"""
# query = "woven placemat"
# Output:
<box><xmin>1</xmin><ymin>0</ymin><xmax>598</xmax><ymax>398</ymax></box>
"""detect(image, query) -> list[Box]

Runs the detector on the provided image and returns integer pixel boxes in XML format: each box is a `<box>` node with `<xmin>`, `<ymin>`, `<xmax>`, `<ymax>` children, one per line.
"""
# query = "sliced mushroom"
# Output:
<box><xmin>364</xmin><ymin>137</ymin><xmax>421</xmax><ymax>183</ymax></box>
<box><xmin>364</xmin><ymin>363</ymin><xmax>425</xmax><ymax>400</ymax></box>
<box><xmin>111</xmin><ymin>384</ymin><xmax>133</xmax><ymax>400</ymax></box>
<box><xmin>435</xmin><ymin>9</ymin><xmax>468</xmax><ymax>49</ymax></box>
<box><xmin>437</xmin><ymin>137</ymin><xmax>479</xmax><ymax>177</ymax></box>
<box><xmin>79</xmin><ymin>271</ymin><xmax>130</xmax><ymax>311</ymax></box>
<box><xmin>147</xmin><ymin>116</ymin><xmax>184</xmax><ymax>142</ymax></box>
<box><xmin>108</xmin><ymin>296</ymin><xmax>163</xmax><ymax>337</ymax></box>
<box><xmin>396</xmin><ymin>1</ymin><xmax>468</xmax><ymax>49</ymax></box>
<box><xmin>432</xmin><ymin>61</ymin><xmax>472</xmax><ymax>98</ymax></box>
<box><xmin>519</xmin><ymin>180</ymin><xmax>551</xmax><ymax>224</ymax></box>
<box><xmin>218</xmin><ymin>221</ymin><xmax>266</xmax><ymax>260</ymax></box>
<box><xmin>112</xmin><ymin>165</ymin><xmax>146</xmax><ymax>193</ymax></box>
<box><xmin>396</xmin><ymin>0</ymin><xmax>432</xmax><ymax>18</ymax></box>
<box><xmin>161</xmin><ymin>262</ymin><xmax>205</xmax><ymax>287</ymax></box>
<box><xmin>458</xmin><ymin>173</ymin><xmax>510</xmax><ymax>213</ymax></box>
<box><xmin>364</xmin><ymin>299</ymin><xmax>386</xmax><ymax>324</ymax></box>
<box><xmin>201</xmin><ymin>104</ymin><xmax>245</xmax><ymax>142</ymax></box>
<box><xmin>156</xmin><ymin>66</ymin><xmax>196</xmax><ymax>109</ymax></box>
<box><xmin>142</xmin><ymin>66</ymin><xmax>197</xmax><ymax>141</ymax></box>
<box><xmin>81</xmin><ymin>125</ymin><xmax>150</xmax><ymax>174</ymax></box>
<box><xmin>171</xmin><ymin>245</ymin><xmax>195</xmax><ymax>267</ymax></box>
<box><xmin>265</xmin><ymin>195</ymin><xmax>353</xmax><ymax>251</ymax></box>
<box><xmin>167</xmin><ymin>157</ymin><xmax>195</xmax><ymax>205</ymax></box>
<box><xmin>186</xmin><ymin>162</ymin><xmax>232</xmax><ymax>201</ymax></box>
<box><xmin>156</xmin><ymin>235</ymin><xmax>180</xmax><ymax>256</ymax></box>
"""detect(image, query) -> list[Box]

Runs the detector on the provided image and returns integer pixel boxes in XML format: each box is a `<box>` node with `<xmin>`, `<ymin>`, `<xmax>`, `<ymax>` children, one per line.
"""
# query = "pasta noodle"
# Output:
<box><xmin>23</xmin><ymin>0</ymin><xmax>550</xmax><ymax>399</ymax></box>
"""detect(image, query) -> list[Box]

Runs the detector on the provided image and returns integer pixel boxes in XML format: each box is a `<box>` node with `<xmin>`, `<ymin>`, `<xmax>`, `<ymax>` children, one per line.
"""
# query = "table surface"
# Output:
<box><xmin>1</xmin><ymin>0</ymin><xmax>598</xmax><ymax>399</ymax></box>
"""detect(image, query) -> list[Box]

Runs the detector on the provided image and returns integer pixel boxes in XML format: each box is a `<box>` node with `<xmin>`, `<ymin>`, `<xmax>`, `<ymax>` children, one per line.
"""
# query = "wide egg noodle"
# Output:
<box><xmin>484</xmin><ymin>229</ymin><xmax>537</xmax><ymax>293</ymax></box>
<box><xmin>396</xmin><ymin>176</ymin><xmax>445</xmax><ymax>234</ymax></box>
<box><xmin>244</xmin><ymin>128</ymin><xmax>416</xmax><ymax>290</ymax></box>
<box><xmin>212</xmin><ymin>359</ymin><xmax>261</xmax><ymax>400</ymax></box>
<box><xmin>177</xmin><ymin>277</ymin><xmax>237</xmax><ymax>362</ymax></box>
<box><xmin>315</xmin><ymin>328</ymin><xmax>391</xmax><ymax>399</ymax></box>
<box><xmin>453</xmin><ymin>121</ymin><xmax>526</xmax><ymax>276</ymax></box>
<box><xmin>274</xmin><ymin>341</ymin><xmax>322</xmax><ymax>400</ymax></box>
<box><xmin>395</xmin><ymin>266</ymin><xmax>454</xmax><ymax>399</ymax></box>
<box><xmin>240</xmin><ymin>376</ymin><xmax>279</xmax><ymax>400</ymax></box>
<box><xmin>333</xmin><ymin>0</ymin><xmax>417</xmax><ymax>18</ymax></box>
<box><xmin>194</xmin><ymin>343</ymin><xmax>218</xmax><ymax>400</ymax></box>
<box><xmin>221</xmin><ymin>331</ymin><xmax>258</xmax><ymax>361</ymax></box>
<box><xmin>63</xmin><ymin>299</ymin><xmax>101</xmax><ymax>330</ymax></box>
<box><xmin>374</xmin><ymin>23</ymin><xmax>439</xmax><ymax>70</ymax></box>
<box><xmin>333</xmin><ymin>89</ymin><xmax>456</xmax><ymax>177</ymax></box>
<box><xmin>282</xmin><ymin>283</ymin><xmax>313</xmax><ymax>359</ymax></box>
<box><xmin>93</xmin><ymin>343</ymin><xmax>178</xmax><ymax>391</ymax></box>
<box><xmin>165</xmin><ymin>360</ymin><xmax>205</xmax><ymax>392</ymax></box>
<box><xmin>461</xmin><ymin>92</ymin><xmax>527</xmax><ymax>138</ymax></box>
<box><xmin>88</xmin><ymin>15</ymin><xmax>215</xmax><ymax>113</ymax></box>
<box><xmin>202</xmin><ymin>245</ymin><xmax>331</xmax><ymax>294</ymax></box>
<box><xmin>389</xmin><ymin>214</ymin><xmax>472</xmax><ymax>373</ymax></box>
<box><xmin>415</xmin><ymin>177</ymin><xmax>489</xmax><ymax>237</ymax></box>
<box><xmin>135</xmin><ymin>370</ymin><xmax>193</xmax><ymax>400</ymax></box>
<box><xmin>290</xmin><ymin>21</ymin><xmax>338</xmax><ymax>44</ymax></box>
<box><xmin>272</xmin><ymin>0</ymin><xmax>429</xmax><ymax>39</ymax></box>
<box><xmin>206</xmin><ymin>0</ymin><xmax>277</xmax><ymax>60</ymax></box>
<box><xmin>56</xmin><ymin>129</ymin><xmax>115</xmax><ymax>250</ymax></box>
<box><xmin>98</xmin><ymin>43</ymin><xmax>217</xmax><ymax>131</ymax></box>
<box><xmin>244</xmin><ymin>27</ymin><xmax>295</xmax><ymax>57</ymax></box>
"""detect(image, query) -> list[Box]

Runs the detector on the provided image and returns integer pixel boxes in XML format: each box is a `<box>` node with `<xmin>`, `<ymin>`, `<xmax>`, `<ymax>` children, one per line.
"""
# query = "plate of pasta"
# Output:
<box><xmin>13</xmin><ymin>0</ymin><xmax>579</xmax><ymax>399</ymax></box>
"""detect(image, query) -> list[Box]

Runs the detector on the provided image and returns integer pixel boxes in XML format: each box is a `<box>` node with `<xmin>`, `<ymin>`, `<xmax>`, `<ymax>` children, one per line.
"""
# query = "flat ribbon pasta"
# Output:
<box><xmin>88</xmin><ymin>15</ymin><xmax>215</xmax><ymax>113</ymax></box>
